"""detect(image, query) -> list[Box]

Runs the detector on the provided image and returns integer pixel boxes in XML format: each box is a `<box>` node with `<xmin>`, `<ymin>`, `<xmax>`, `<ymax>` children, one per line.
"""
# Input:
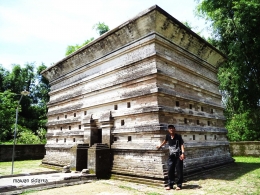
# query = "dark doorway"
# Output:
<box><xmin>91</xmin><ymin>127</ymin><xmax>102</xmax><ymax>145</ymax></box>
<box><xmin>97</xmin><ymin>128</ymin><xmax>102</xmax><ymax>143</ymax></box>
<box><xmin>76</xmin><ymin>144</ymin><xmax>89</xmax><ymax>171</ymax></box>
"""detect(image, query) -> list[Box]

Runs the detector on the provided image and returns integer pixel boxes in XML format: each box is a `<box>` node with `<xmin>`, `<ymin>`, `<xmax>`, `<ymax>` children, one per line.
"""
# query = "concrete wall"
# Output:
<box><xmin>229</xmin><ymin>141</ymin><xmax>260</xmax><ymax>157</ymax></box>
<box><xmin>0</xmin><ymin>144</ymin><xmax>45</xmax><ymax>162</ymax></box>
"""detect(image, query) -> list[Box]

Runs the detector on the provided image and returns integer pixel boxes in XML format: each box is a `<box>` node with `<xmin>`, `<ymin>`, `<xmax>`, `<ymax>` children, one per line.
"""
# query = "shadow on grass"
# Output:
<box><xmin>182</xmin><ymin>184</ymin><xmax>201</xmax><ymax>190</ymax></box>
<box><xmin>189</xmin><ymin>158</ymin><xmax>260</xmax><ymax>182</ymax></box>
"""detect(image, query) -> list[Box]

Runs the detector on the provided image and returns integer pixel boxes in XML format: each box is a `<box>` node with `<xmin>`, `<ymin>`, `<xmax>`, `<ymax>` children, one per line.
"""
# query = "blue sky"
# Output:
<box><xmin>0</xmin><ymin>0</ymin><xmax>208</xmax><ymax>71</ymax></box>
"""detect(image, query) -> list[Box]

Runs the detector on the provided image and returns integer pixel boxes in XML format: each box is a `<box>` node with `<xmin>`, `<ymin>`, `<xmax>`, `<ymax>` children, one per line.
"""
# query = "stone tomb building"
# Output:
<box><xmin>41</xmin><ymin>5</ymin><xmax>233</xmax><ymax>182</ymax></box>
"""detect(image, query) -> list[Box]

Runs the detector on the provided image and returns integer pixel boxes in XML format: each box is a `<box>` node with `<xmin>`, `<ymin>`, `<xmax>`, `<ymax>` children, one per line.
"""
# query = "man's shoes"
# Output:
<box><xmin>175</xmin><ymin>186</ymin><xmax>182</xmax><ymax>190</ymax></box>
<box><xmin>165</xmin><ymin>186</ymin><xmax>173</xmax><ymax>190</ymax></box>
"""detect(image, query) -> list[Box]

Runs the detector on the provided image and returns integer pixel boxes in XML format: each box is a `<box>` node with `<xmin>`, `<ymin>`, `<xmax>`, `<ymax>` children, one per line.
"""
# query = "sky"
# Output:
<box><xmin>0</xmin><ymin>0</ymin><xmax>208</xmax><ymax>71</ymax></box>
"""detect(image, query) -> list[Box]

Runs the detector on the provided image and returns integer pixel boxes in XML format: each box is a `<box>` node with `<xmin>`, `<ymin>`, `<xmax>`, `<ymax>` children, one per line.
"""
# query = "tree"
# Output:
<box><xmin>0</xmin><ymin>90</ymin><xmax>17</xmax><ymax>141</ymax></box>
<box><xmin>183</xmin><ymin>21</ymin><xmax>193</xmax><ymax>30</ymax></box>
<box><xmin>28</xmin><ymin>64</ymin><xmax>50</xmax><ymax>134</ymax></box>
<box><xmin>65</xmin><ymin>37</ymin><xmax>94</xmax><ymax>56</ymax></box>
<box><xmin>6</xmin><ymin>63</ymin><xmax>35</xmax><ymax>93</ymax></box>
<box><xmin>31</xmin><ymin>64</ymin><xmax>50</xmax><ymax>106</ymax></box>
<box><xmin>93</xmin><ymin>22</ymin><xmax>110</xmax><ymax>36</ymax></box>
<box><xmin>0</xmin><ymin>65</ymin><xmax>9</xmax><ymax>91</ymax></box>
<box><xmin>182</xmin><ymin>21</ymin><xmax>206</xmax><ymax>39</ymax></box>
<box><xmin>65</xmin><ymin>45</ymin><xmax>80</xmax><ymax>56</ymax></box>
<box><xmin>65</xmin><ymin>22</ymin><xmax>109</xmax><ymax>56</ymax></box>
<box><xmin>196</xmin><ymin>0</ymin><xmax>260</xmax><ymax>141</ymax></box>
<box><xmin>0</xmin><ymin>63</ymin><xmax>50</xmax><ymax>143</ymax></box>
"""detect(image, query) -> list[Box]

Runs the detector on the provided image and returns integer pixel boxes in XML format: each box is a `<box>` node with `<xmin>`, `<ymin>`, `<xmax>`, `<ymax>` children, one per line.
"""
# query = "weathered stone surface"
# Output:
<box><xmin>62</xmin><ymin>165</ymin><xmax>71</xmax><ymax>173</ymax></box>
<box><xmin>229</xmin><ymin>141</ymin><xmax>260</xmax><ymax>157</ymax></box>
<box><xmin>41</xmin><ymin>5</ymin><xmax>233</xmax><ymax>181</ymax></box>
<box><xmin>81</xmin><ymin>169</ymin><xmax>89</xmax><ymax>174</ymax></box>
<box><xmin>0</xmin><ymin>145</ymin><xmax>45</xmax><ymax>161</ymax></box>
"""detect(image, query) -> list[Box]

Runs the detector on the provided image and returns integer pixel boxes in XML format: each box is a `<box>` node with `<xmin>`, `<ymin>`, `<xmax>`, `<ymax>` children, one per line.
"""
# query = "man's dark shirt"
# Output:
<box><xmin>165</xmin><ymin>133</ymin><xmax>184</xmax><ymax>155</ymax></box>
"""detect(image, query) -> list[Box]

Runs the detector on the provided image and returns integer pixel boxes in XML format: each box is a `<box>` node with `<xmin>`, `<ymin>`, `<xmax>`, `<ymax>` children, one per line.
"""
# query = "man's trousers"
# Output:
<box><xmin>167</xmin><ymin>154</ymin><xmax>183</xmax><ymax>188</ymax></box>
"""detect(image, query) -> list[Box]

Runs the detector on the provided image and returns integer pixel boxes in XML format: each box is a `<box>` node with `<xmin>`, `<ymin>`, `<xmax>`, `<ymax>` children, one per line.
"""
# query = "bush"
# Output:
<box><xmin>227</xmin><ymin>110</ymin><xmax>260</xmax><ymax>141</ymax></box>
<box><xmin>13</xmin><ymin>125</ymin><xmax>46</xmax><ymax>144</ymax></box>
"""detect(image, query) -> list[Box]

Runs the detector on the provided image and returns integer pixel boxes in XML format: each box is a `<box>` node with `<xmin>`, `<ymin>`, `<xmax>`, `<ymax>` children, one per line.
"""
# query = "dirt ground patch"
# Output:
<box><xmin>23</xmin><ymin>179</ymin><xmax>200</xmax><ymax>195</ymax></box>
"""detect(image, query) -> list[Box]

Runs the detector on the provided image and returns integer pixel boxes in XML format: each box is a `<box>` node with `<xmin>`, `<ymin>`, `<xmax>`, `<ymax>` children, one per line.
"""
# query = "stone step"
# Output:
<box><xmin>111</xmin><ymin>173</ymin><xmax>167</xmax><ymax>187</ymax></box>
<box><xmin>111</xmin><ymin>169</ymin><xmax>167</xmax><ymax>179</ymax></box>
<box><xmin>41</xmin><ymin>163</ymin><xmax>64</xmax><ymax>171</ymax></box>
<box><xmin>112</xmin><ymin>162</ymin><xmax>165</xmax><ymax>167</ymax></box>
<box><xmin>111</xmin><ymin>167</ymin><xmax>168</xmax><ymax>177</ymax></box>
<box><xmin>112</xmin><ymin>160</ymin><xmax>164</xmax><ymax>164</ymax></box>
<box><xmin>89</xmin><ymin>143</ymin><xmax>110</xmax><ymax>149</ymax></box>
<box><xmin>111</xmin><ymin>168</ymin><xmax>166</xmax><ymax>174</ymax></box>
<box><xmin>111</xmin><ymin>165</ymin><xmax>167</xmax><ymax>171</ymax></box>
<box><xmin>112</xmin><ymin>164</ymin><xmax>167</xmax><ymax>172</ymax></box>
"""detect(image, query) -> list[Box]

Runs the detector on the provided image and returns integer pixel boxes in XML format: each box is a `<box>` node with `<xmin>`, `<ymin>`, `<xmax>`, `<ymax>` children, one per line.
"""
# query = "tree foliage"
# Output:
<box><xmin>0</xmin><ymin>63</ymin><xmax>49</xmax><ymax>144</ymax></box>
<box><xmin>65</xmin><ymin>22</ymin><xmax>109</xmax><ymax>56</ymax></box>
<box><xmin>226</xmin><ymin>110</ymin><xmax>260</xmax><ymax>141</ymax></box>
<box><xmin>196</xmin><ymin>0</ymin><xmax>260</xmax><ymax>141</ymax></box>
<box><xmin>16</xmin><ymin>126</ymin><xmax>46</xmax><ymax>144</ymax></box>
<box><xmin>93</xmin><ymin>22</ymin><xmax>110</xmax><ymax>36</ymax></box>
<box><xmin>0</xmin><ymin>90</ymin><xmax>17</xmax><ymax>141</ymax></box>
<box><xmin>65</xmin><ymin>37</ymin><xmax>94</xmax><ymax>56</ymax></box>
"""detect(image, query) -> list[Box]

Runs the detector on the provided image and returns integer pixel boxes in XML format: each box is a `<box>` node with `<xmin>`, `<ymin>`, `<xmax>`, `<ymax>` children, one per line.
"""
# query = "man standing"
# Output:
<box><xmin>157</xmin><ymin>125</ymin><xmax>185</xmax><ymax>190</ymax></box>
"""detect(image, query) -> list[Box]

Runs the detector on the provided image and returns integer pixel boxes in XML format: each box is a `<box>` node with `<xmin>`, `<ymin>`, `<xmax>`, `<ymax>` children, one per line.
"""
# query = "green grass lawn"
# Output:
<box><xmin>184</xmin><ymin>156</ymin><xmax>260</xmax><ymax>195</ymax></box>
<box><xmin>0</xmin><ymin>160</ymin><xmax>54</xmax><ymax>176</ymax></box>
